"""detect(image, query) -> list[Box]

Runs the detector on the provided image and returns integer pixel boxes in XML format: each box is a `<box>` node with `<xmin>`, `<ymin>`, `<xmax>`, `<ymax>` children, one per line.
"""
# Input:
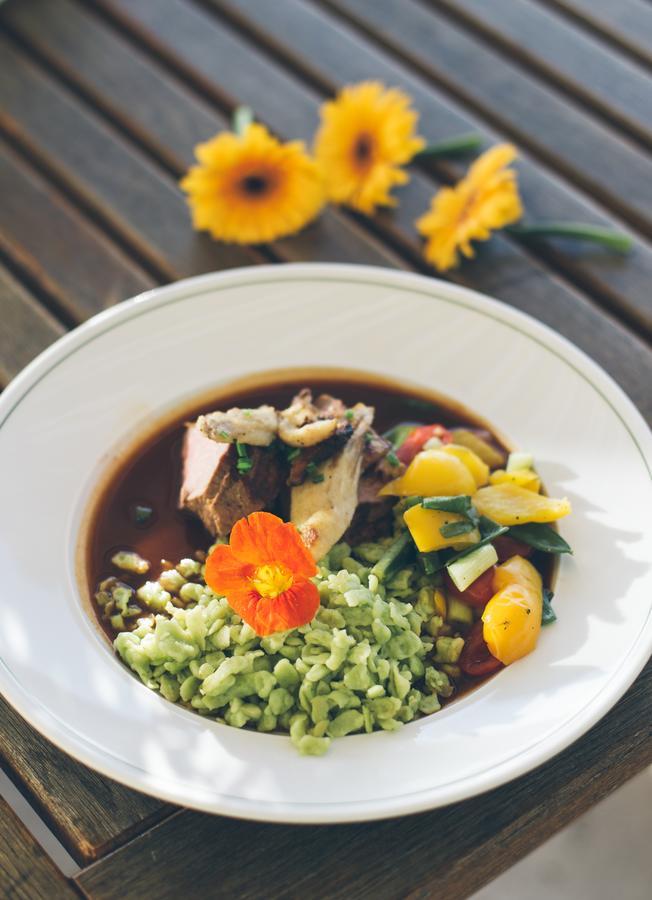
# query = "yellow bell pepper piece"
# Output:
<box><xmin>482</xmin><ymin>555</ymin><xmax>543</xmax><ymax>665</ymax></box>
<box><xmin>404</xmin><ymin>505</ymin><xmax>480</xmax><ymax>552</ymax></box>
<box><xmin>473</xmin><ymin>483</ymin><xmax>571</xmax><ymax>525</ymax></box>
<box><xmin>489</xmin><ymin>469</ymin><xmax>541</xmax><ymax>493</ymax></box>
<box><xmin>434</xmin><ymin>588</ymin><xmax>447</xmax><ymax>619</ymax></box>
<box><xmin>441</xmin><ymin>444</ymin><xmax>489</xmax><ymax>487</ymax></box>
<box><xmin>380</xmin><ymin>449</ymin><xmax>476</xmax><ymax>497</ymax></box>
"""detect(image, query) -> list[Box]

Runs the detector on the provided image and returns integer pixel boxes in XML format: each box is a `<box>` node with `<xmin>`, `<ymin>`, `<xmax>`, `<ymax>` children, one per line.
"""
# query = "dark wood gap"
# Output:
<box><xmin>0</xmin><ymin>231</ymin><xmax>80</xmax><ymax>331</ymax></box>
<box><xmin>312</xmin><ymin>0</ymin><xmax>652</xmax><ymax>240</ymax></box>
<box><xmin>536</xmin><ymin>0</ymin><xmax>652</xmax><ymax>73</ymax></box>
<box><xmin>186</xmin><ymin>0</ymin><xmax>652</xmax><ymax>339</ymax></box>
<box><xmin>0</xmin><ymin>115</ymin><xmax>176</xmax><ymax>285</ymax></box>
<box><xmin>424</xmin><ymin>0</ymin><xmax>652</xmax><ymax>154</ymax></box>
<box><xmin>1</xmin><ymin>15</ymin><xmax>184</xmax><ymax>181</ymax></box>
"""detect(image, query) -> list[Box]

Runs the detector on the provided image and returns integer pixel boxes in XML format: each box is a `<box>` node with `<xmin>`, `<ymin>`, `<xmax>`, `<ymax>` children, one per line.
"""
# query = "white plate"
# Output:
<box><xmin>1</xmin><ymin>264</ymin><xmax>650</xmax><ymax>823</ymax></box>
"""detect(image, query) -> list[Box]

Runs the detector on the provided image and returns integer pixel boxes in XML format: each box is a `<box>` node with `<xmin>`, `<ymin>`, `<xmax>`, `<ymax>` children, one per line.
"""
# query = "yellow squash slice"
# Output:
<box><xmin>473</xmin><ymin>483</ymin><xmax>570</xmax><ymax>525</ymax></box>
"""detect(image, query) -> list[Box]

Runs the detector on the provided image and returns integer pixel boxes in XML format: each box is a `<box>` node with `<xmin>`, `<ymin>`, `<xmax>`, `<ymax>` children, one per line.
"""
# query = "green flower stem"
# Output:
<box><xmin>416</xmin><ymin>133</ymin><xmax>484</xmax><ymax>159</ymax></box>
<box><xmin>507</xmin><ymin>222</ymin><xmax>632</xmax><ymax>253</ymax></box>
<box><xmin>232</xmin><ymin>105</ymin><xmax>254</xmax><ymax>136</ymax></box>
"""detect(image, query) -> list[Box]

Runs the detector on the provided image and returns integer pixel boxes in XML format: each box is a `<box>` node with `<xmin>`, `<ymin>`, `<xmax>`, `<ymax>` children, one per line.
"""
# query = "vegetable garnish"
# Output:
<box><xmin>396</xmin><ymin>424</ymin><xmax>452</xmax><ymax>465</ymax></box>
<box><xmin>508</xmin><ymin>523</ymin><xmax>572</xmax><ymax>554</ymax></box>
<box><xmin>204</xmin><ymin>512</ymin><xmax>320</xmax><ymax>636</ymax></box>
<box><xmin>542</xmin><ymin>588</ymin><xmax>557</xmax><ymax>625</ymax></box>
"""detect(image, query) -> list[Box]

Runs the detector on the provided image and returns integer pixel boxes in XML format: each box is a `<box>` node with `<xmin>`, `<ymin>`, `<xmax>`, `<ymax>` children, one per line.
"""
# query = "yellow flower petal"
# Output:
<box><xmin>314</xmin><ymin>81</ymin><xmax>425</xmax><ymax>213</ymax></box>
<box><xmin>180</xmin><ymin>123</ymin><xmax>325</xmax><ymax>244</ymax></box>
<box><xmin>416</xmin><ymin>143</ymin><xmax>523</xmax><ymax>272</ymax></box>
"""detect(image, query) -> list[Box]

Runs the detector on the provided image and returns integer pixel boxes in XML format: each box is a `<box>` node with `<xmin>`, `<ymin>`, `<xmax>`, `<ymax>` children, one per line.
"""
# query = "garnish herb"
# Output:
<box><xmin>383</xmin><ymin>423</ymin><xmax>415</xmax><ymax>450</ymax></box>
<box><xmin>345</xmin><ymin>409</ymin><xmax>355</xmax><ymax>422</ymax></box>
<box><xmin>219</xmin><ymin>430</ymin><xmax>230</xmax><ymax>439</ymax></box>
<box><xmin>286</xmin><ymin>447</ymin><xmax>301</xmax><ymax>462</ymax></box>
<box><xmin>132</xmin><ymin>504</ymin><xmax>154</xmax><ymax>527</ymax></box>
<box><xmin>386</xmin><ymin>450</ymin><xmax>400</xmax><ymax>468</ymax></box>
<box><xmin>422</xmin><ymin>495</ymin><xmax>474</xmax><ymax>517</ymax></box>
<box><xmin>235</xmin><ymin>442</ymin><xmax>252</xmax><ymax>475</ymax></box>
<box><xmin>370</xmin><ymin>531</ymin><xmax>414</xmax><ymax>582</ymax></box>
<box><xmin>419</xmin><ymin>551</ymin><xmax>441</xmax><ymax>575</ymax></box>
<box><xmin>235</xmin><ymin>441</ymin><xmax>249</xmax><ymax>458</ymax></box>
<box><xmin>305</xmin><ymin>462</ymin><xmax>325</xmax><ymax>483</ymax></box>
<box><xmin>542</xmin><ymin>588</ymin><xmax>556</xmax><ymax>625</ymax></box>
<box><xmin>439</xmin><ymin>520</ymin><xmax>476</xmax><ymax>538</ymax></box>
<box><xmin>508</xmin><ymin>523</ymin><xmax>572</xmax><ymax>554</ymax></box>
<box><xmin>442</xmin><ymin>517</ymin><xmax>508</xmax><ymax>568</ymax></box>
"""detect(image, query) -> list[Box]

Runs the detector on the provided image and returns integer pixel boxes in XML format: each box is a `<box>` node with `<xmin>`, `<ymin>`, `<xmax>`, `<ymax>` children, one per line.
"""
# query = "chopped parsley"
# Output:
<box><xmin>306</xmin><ymin>462</ymin><xmax>325</xmax><ymax>483</ymax></box>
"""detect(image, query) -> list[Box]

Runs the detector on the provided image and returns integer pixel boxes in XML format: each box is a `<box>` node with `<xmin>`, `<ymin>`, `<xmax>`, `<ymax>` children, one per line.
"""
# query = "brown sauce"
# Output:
<box><xmin>85</xmin><ymin>371</ymin><xmax>554</xmax><ymax>699</ymax></box>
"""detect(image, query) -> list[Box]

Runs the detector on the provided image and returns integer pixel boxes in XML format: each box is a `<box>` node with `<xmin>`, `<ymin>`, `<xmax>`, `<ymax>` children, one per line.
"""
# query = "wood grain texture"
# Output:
<box><xmin>0</xmin><ymin>34</ymin><xmax>260</xmax><ymax>280</ymax></box>
<box><xmin>0</xmin><ymin>697</ymin><xmax>173</xmax><ymax>865</ymax></box>
<box><xmin>441</xmin><ymin>0</ymin><xmax>652</xmax><ymax>149</ymax></box>
<box><xmin>80</xmin><ymin>0</ymin><xmax>652</xmax><ymax>417</ymax></box>
<box><xmin>3</xmin><ymin>0</ymin><xmax>404</xmax><ymax>271</ymax></box>
<box><xmin>314</xmin><ymin>0</ymin><xmax>652</xmax><ymax>334</ymax></box>
<box><xmin>76</xmin><ymin>660</ymin><xmax>652</xmax><ymax>900</ymax></box>
<box><xmin>0</xmin><ymin>795</ymin><xmax>78</xmax><ymax>899</ymax></box>
<box><xmin>0</xmin><ymin>140</ymin><xmax>152</xmax><ymax>322</ymax></box>
<box><xmin>238</xmin><ymin>0</ymin><xmax>652</xmax><ymax>238</ymax></box>
<box><xmin>542</xmin><ymin>0</ymin><xmax>652</xmax><ymax>69</ymax></box>
<box><xmin>0</xmin><ymin>265</ymin><xmax>64</xmax><ymax>384</ymax></box>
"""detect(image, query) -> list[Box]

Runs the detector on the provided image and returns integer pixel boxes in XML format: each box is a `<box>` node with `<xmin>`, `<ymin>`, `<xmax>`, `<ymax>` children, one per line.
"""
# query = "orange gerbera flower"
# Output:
<box><xmin>205</xmin><ymin>512</ymin><xmax>320</xmax><ymax>636</ymax></box>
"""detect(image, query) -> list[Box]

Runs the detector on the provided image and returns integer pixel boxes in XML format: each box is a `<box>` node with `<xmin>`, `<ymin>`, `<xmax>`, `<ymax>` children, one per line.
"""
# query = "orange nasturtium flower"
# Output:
<box><xmin>205</xmin><ymin>512</ymin><xmax>320</xmax><ymax>636</ymax></box>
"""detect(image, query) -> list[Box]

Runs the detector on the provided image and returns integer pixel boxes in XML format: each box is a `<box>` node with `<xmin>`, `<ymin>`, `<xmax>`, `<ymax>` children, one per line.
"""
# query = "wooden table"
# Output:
<box><xmin>1</xmin><ymin>1</ymin><xmax>650</xmax><ymax>897</ymax></box>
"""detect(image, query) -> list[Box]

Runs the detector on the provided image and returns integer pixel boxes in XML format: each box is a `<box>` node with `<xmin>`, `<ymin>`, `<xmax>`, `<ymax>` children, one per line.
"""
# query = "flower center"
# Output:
<box><xmin>353</xmin><ymin>132</ymin><xmax>374</xmax><ymax>168</ymax></box>
<box><xmin>251</xmin><ymin>564</ymin><xmax>293</xmax><ymax>599</ymax></box>
<box><xmin>240</xmin><ymin>173</ymin><xmax>270</xmax><ymax>196</ymax></box>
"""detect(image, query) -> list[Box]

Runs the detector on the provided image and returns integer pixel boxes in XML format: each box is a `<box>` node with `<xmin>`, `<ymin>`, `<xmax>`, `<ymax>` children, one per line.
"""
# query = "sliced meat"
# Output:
<box><xmin>343</xmin><ymin>497</ymin><xmax>395</xmax><ymax>545</ymax></box>
<box><xmin>287</xmin><ymin>423</ymin><xmax>353</xmax><ymax>486</ymax></box>
<box><xmin>362</xmin><ymin>429</ymin><xmax>392</xmax><ymax>470</ymax></box>
<box><xmin>198</xmin><ymin>405</ymin><xmax>278</xmax><ymax>446</ymax></box>
<box><xmin>290</xmin><ymin>404</ymin><xmax>374</xmax><ymax>561</ymax></box>
<box><xmin>179</xmin><ymin>424</ymin><xmax>284</xmax><ymax>536</ymax></box>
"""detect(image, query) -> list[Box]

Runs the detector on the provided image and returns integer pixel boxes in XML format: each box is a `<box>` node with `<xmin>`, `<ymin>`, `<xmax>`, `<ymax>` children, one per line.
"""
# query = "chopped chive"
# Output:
<box><xmin>440</xmin><ymin>521</ymin><xmax>475</xmax><ymax>538</ymax></box>
<box><xmin>443</xmin><ymin>518</ymin><xmax>508</xmax><ymax>568</ymax></box>
<box><xmin>344</xmin><ymin>409</ymin><xmax>355</xmax><ymax>422</ymax></box>
<box><xmin>236</xmin><ymin>458</ymin><xmax>253</xmax><ymax>475</ymax></box>
<box><xmin>306</xmin><ymin>461</ymin><xmax>325</xmax><ymax>483</ymax></box>
<box><xmin>131</xmin><ymin>504</ymin><xmax>154</xmax><ymax>527</ymax></box>
<box><xmin>219</xmin><ymin>430</ymin><xmax>230</xmax><ymax>439</ymax></box>
<box><xmin>243</xmin><ymin>409</ymin><xmax>253</xmax><ymax>418</ymax></box>
<box><xmin>370</xmin><ymin>531</ymin><xmax>414</xmax><ymax>582</ymax></box>
<box><xmin>383</xmin><ymin>423</ymin><xmax>415</xmax><ymax>450</ymax></box>
<box><xmin>422</xmin><ymin>495</ymin><xmax>477</xmax><ymax>524</ymax></box>
<box><xmin>235</xmin><ymin>441</ymin><xmax>249</xmax><ymax>458</ymax></box>
<box><xmin>386</xmin><ymin>450</ymin><xmax>400</xmax><ymax>467</ymax></box>
<box><xmin>286</xmin><ymin>447</ymin><xmax>301</xmax><ymax>461</ymax></box>
<box><xmin>419</xmin><ymin>551</ymin><xmax>441</xmax><ymax>575</ymax></box>
<box><xmin>542</xmin><ymin>588</ymin><xmax>556</xmax><ymax>625</ymax></box>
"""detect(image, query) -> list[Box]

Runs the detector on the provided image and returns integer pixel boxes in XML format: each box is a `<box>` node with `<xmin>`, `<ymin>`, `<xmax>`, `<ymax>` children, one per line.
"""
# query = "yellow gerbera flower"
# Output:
<box><xmin>416</xmin><ymin>144</ymin><xmax>523</xmax><ymax>272</ymax></box>
<box><xmin>180</xmin><ymin>123</ymin><xmax>325</xmax><ymax>244</ymax></box>
<box><xmin>314</xmin><ymin>81</ymin><xmax>425</xmax><ymax>214</ymax></box>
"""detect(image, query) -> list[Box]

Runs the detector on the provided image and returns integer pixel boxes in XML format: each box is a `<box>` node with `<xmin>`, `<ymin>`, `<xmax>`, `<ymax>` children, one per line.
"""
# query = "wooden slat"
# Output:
<box><xmin>0</xmin><ymin>33</ymin><xmax>260</xmax><ymax>280</ymax></box>
<box><xmin>309</xmin><ymin>0</ymin><xmax>652</xmax><ymax>333</ymax></box>
<box><xmin>76</xmin><ymin>660</ymin><xmax>651</xmax><ymax>900</ymax></box>
<box><xmin>2</xmin><ymin>0</ymin><xmax>403</xmax><ymax>272</ymax></box>
<box><xmin>440</xmin><ymin>0</ymin><xmax>652</xmax><ymax>150</ymax></box>
<box><xmin>543</xmin><ymin>0</ymin><xmax>652</xmax><ymax>69</ymax></box>
<box><xmin>0</xmin><ymin>794</ymin><xmax>78</xmax><ymax>899</ymax></box>
<box><xmin>84</xmin><ymin>0</ymin><xmax>652</xmax><ymax>419</ymax></box>
<box><xmin>0</xmin><ymin>697</ymin><xmax>173</xmax><ymax>865</ymax></box>
<box><xmin>0</xmin><ymin>265</ymin><xmax>65</xmax><ymax>384</ymax></box>
<box><xmin>0</xmin><ymin>140</ymin><xmax>152</xmax><ymax>323</ymax></box>
<box><xmin>242</xmin><ymin>0</ymin><xmax>652</xmax><ymax>238</ymax></box>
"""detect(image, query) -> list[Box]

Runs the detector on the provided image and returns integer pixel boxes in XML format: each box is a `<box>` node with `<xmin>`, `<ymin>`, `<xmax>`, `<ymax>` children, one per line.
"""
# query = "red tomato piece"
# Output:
<box><xmin>396</xmin><ymin>424</ymin><xmax>452</xmax><ymax>465</ymax></box>
<box><xmin>459</xmin><ymin>622</ymin><xmax>503</xmax><ymax>677</ymax></box>
<box><xmin>493</xmin><ymin>535</ymin><xmax>533</xmax><ymax>562</ymax></box>
<box><xmin>445</xmin><ymin>566</ymin><xmax>496</xmax><ymax>609</ymax></box>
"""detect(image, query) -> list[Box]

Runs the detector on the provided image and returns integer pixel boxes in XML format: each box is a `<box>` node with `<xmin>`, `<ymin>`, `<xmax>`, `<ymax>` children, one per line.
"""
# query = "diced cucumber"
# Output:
<box><xmin>447</xmin><ymin>597</ymin><xmax>474</xmax><ymax>625</ymax></box>
<box><xmin>447</xmin><ymin>543</ymin><xmax>498</xmax><ymax>592</ymax></box>
<box><xmin>506</xmin><ymin>451</ymin><xmax>534</xmax><ymax>473</ymax></box>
